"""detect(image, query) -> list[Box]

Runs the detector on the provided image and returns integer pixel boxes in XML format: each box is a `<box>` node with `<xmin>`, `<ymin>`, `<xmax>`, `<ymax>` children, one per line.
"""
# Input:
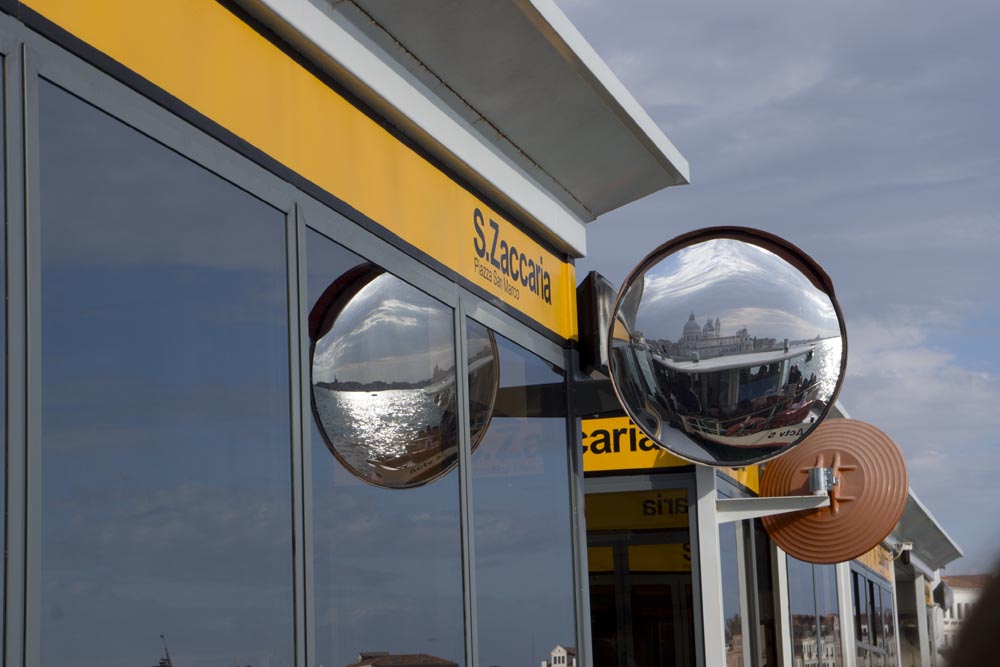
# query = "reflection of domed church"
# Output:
<box><xmin>677</xmin><ymin>313</ymin><xmax>751</xmax><ymax>360</ymax></box>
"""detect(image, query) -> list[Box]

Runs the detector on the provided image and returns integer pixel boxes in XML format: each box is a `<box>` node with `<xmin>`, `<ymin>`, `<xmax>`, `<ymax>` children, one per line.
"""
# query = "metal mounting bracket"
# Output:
<box><xmin>716</xmin><ymin>495</ymin><xmax>831</xmax><ymax>524</ymax></box>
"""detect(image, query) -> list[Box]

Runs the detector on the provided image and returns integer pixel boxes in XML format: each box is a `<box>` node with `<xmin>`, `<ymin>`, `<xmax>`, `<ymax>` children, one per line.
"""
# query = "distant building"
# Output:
<box><xmin>677</xmin><ymin>313</ymin><xmax>752</xmax><ymax>360</ymax></box>
<box><xmin>540</xmin><ymin>645</ymin><xmax>576</xmax><ymax>667</ymax></box>
<box><xmin>345</xmin><ymin>652</ymin><xmax>458</xmax><ymax>667</ymax></box>
<box><xmin>940</xmin><ymin>574</ymin><xmax>993</xmax><ymax>659</ymax></box>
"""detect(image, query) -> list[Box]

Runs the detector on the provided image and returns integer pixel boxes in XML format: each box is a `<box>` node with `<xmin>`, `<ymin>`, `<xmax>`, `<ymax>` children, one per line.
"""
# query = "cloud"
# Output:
<box><xmin>840</xmin><ymin>314</ymin><xmax>1000</xmax><ymax>571</ymax></box>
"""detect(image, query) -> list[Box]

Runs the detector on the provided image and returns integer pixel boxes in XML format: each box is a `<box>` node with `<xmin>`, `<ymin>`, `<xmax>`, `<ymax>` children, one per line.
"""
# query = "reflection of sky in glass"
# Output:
<box><xmin>472</xmin><ymin>334</ymin><xmax>576</xmax><ymax>667</ymax></box>
<box><xmin>313</xmin><ymin>274</ymin><xmax>455</xmax><ymax>386</ymax></box>
<box><xmin>39</xmin><ymin>81</ymin><xmax>293</xmax><ymax>667</ymax></box>
<box><xmin>635</xmin><ymin>239</ymin><xmax>840</xmax><ymax>342</ymax></box>
<box><xmin>308</xmin><ymin>231</ymin><xmax>466</xmax><ymax>666</ymax></box>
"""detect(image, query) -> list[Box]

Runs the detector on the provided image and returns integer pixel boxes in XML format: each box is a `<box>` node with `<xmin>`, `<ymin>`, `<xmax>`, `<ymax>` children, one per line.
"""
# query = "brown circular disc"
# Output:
<box><xmin>760</xmin><ymin>419</ymin><xmax>908</xmax><ymax>564</ymax></box>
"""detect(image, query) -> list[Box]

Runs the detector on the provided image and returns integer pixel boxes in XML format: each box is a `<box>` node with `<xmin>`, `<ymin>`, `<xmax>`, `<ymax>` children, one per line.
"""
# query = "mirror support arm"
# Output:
<box><xmin>716</xmin><ymin>495</ymin><xmax>830</xmax><ymax>524</ymax></box>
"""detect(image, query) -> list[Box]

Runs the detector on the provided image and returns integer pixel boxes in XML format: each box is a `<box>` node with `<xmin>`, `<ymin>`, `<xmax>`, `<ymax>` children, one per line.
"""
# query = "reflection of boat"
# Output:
<box><xmin>654</xmin><ymin>345</ymin><xmax>823</xmax><ymax>448</ymax></box>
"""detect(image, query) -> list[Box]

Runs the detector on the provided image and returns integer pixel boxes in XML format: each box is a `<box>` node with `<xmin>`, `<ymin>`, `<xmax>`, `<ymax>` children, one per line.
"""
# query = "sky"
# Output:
<box><xmin>563</xmin><ymin>0</ymin><xmax>1000</xmax><ymax>574</ymax></box>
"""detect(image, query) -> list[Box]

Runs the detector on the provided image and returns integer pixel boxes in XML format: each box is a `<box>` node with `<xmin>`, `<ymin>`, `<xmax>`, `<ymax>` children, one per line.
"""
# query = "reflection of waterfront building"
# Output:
<box><xmin>725</xmin><ymin>633</ymin><xmax>743</xmax><ymax>667</ymax></box>
<box><xmin>790</xmin><ymin>614</ymin><xmax>840</xmax><ymax>667</ymax></box>
<box><xmin>540</xmin><ymin>645</ymin><xmax>577</xmax><ymax>667</ymax></box>
<box><xmin>677</xmin><ymin>313</ymin><xmax>751</xmax><ymax>360</ymax></box>
<box><xmin>939</xmin><ymin>574</ymin><xmax>991</xmax><ymax>660</ymax></box>
<box><xmin>345</xmin><ymin>652</ymin><xmax>458</xmax><ymax>667</ymax></box>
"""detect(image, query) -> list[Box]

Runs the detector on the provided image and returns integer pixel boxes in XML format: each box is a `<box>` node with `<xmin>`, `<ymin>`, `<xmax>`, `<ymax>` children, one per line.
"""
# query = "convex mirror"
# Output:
<box><xmin>608</xmin><ymin>227</ymin><xmax>846</xmax><ymax>466</ymax></box>
<box><xmin>310</xmin><ymin>264</ymin><xmax>498</xmax><ymax>488</ymax></box>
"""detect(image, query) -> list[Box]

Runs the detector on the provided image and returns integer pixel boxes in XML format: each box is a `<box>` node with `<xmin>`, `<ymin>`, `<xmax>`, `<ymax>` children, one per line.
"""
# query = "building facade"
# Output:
<box><xmin>0</xmin><ymin>3</ymin><xmax>962</xmax><ymax>667</ymax></box>
<box><xmin>938</xmin><ymin>574</ymin><xmax>992</xmax><ymax>661</ymax></box>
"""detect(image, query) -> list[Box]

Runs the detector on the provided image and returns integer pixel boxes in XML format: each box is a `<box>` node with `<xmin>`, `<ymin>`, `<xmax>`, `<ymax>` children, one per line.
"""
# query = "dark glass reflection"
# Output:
<box><xmin>585</xmin><ymin>488</ymin><xmax>696</xmax><ymax>667</ymax></box>
<box><xmin>0</xmin><ymin>60</ymin><xmax>5</xmax><ymax>660</ymax></box>
<box><xmin>311</xmin><ymin>270</ymin><xmax>498</xmax><ymax>488</ymax></box>
<box><xmin>609</xmin><ymin>236</ymin><xmax>844</xmax><ymax>466</ymax></box>
<box><xmin>816</xmin><ymin>564</ymin><xmax>843</xmax><ymax>667</ymax></box>
<box><xmin>308</xmin><ymin>230</ymin><xmax>465</xmax><ymax>667</ymax></box>
<box><xmin>880</xmin><ymin>586</ymin><xmax>896</xmax><ymax>664</ymax></box>
<box><xmin>40</xmin><ymin>81</ymin><xmax>293</xmax><ymax>667</ymax></box>
<box><xmin>789</xmin><ymin>557</ymin><xmax>843</xmax><ymax>667</ymax></box>
<box><xmin>751</xmin><ymin>520</ymin><xmax>779</xmax><ymax>666</ymax></box>
<box><xmin>720</xmin><ymin>522</ymin><xmax>745</xmax><ymax>666</ymax></box>
<box><xmin>471</xmin><ymin>330</ymin><xmax>576</xmax><ymax>667</ymax></box>
<box><xmin>788</xmin><ymin>556</ymin><xmax>819</xmax><ymax>667</ymax></box>
<box><xmin>854</xmin><ymin>572</ymin><xmax>870</xmax><ymax>645</ymax></box>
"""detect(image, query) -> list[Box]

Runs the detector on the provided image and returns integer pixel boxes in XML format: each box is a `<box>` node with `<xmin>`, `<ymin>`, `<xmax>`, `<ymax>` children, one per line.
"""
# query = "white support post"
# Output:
<box><xmin>696</xmin><ymin>465</ymin><xmax>726</xmax><ymax>667</ymax></box>
<box><xmin>836</xmin><ymin>562</ymin><xmax>857</xmax><ymax>667</ymax></box>
<box><xmin>914</xmin><ymin>573</ymin><xmax>931</xmax><ymax>666</ymax></box>
<box><xmin>734</xmin><ymin>521</ymin><xmax>753</xmax><ymax>663</ymax></box>
<box><xmin>772</xmin><ymin>544</ymin><xmax>792</xmax><ymax>667</ymax></box>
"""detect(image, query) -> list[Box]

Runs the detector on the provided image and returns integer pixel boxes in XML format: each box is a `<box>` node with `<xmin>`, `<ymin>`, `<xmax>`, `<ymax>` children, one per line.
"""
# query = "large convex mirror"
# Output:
<box><xmin>310</xmin><ymin>265</ymin><xmax>498</xmax><ymax>488</ymax></box>
<box><xmin>608</xmin><ymin>228</ymin><xmax>846</xmax><ymax>466</ymax></box>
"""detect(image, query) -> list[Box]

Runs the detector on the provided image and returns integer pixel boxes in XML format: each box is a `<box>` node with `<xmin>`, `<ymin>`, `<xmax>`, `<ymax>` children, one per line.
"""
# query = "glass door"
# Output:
<box><xmin>586</xmin><ymin>485</ymin><xmax>697</xmax><ymax>667</ymax></box>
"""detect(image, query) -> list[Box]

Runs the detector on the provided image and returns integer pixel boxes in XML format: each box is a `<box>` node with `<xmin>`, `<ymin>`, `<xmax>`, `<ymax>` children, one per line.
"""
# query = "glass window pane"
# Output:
<box><xmin>881</xmin><ymin>586</ymin><xmax>896</xmax><ymax>665</ymax></box>
<box><xmin>308</xmin><ymin>230</ymin><xmax>465</xmax><ymax>666</ymax></box>
<box><xmin>720</xmin><ymin>521</ymin><xmax>745</xmax><ymax>666</ymax></box>
<box><xmin>39</xmin><ymin>81</ymin><xmax>293</xmax><ymax>667</ymax></box>
<box><xmin>787</xmin><ymin>556</ymin><xmax>818</xmax><ymax>666</ymax></box>
<box><xmin>854</xmin><ymin>572</ymin><xmax>870</xmax><ymax>645</ymax></box>
<box><xmin>751</xmin><ymin>520</ymin><xmax>778</xmax><ymax>666</ymax></box>
<box><xmin>870</xmin><ymin>580</ymin><xmax>882</xmax><ymax>647</ymax></box>
<box><xmin>471</xmin><ymin>327</ymin><xmax>576</xmax><ymax>667</ymax></box>
<box><xmin>0</xmin><ymin>58</ymin><xmax>5</xmax><ymax>657</ymax></box>
<box><xmin>815</xmin><ymin>564</ymin><xmax>843</xmax><ymax>667</ymax></box>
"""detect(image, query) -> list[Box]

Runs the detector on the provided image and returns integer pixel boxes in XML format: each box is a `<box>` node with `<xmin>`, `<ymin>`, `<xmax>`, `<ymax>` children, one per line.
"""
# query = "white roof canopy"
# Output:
<box><xmin>237</xmin><ymin>0</ymin><xmax>689</xmax><ymax>256</ymax></box>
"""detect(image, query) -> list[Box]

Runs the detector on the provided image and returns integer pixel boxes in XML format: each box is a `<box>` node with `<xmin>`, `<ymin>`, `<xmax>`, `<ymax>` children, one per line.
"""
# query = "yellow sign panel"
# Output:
<box><xmin>585</xmin><ymin>489</ymin><xmax>690</xmax><ymax>531</ymax></box>
<box><xmin>718</xmin><ymin>466</ymin><xmax>761</xmax><ymax>495</ymax></box>
<box><xmin>588</xmin><ymin>546</ymin><xmax>614</xmax><ymax>572</ymax></box>
<box><xmin>582</xmin><ymin>416</ymin><xmax>689</xmax><ymax>472</ymax></box>
<box><xmin>629</xmin><ymin>544</ymin><xmax>692</xmax><ymax>573</ymax></box>
<box><xmin>582</xmin><ymin>416</ymin><xmax>761</xmax><ymax>493</ymax></box>
<box><xmin>855</xmin><ymin>545</ymin><xmax>895</xmax><ymax>583</ymax></box>
<box><xmin>24</xmin><ymin>0</ymin><xmax>577</xmax><ymax>340</ymax></box>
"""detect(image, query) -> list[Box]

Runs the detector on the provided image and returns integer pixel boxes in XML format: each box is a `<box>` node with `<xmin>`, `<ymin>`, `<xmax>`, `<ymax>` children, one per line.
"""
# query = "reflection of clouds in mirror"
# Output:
<box><xmin>637</xmin><ymin>239</ymin><xmax>838</xmax><ymax>341</ymax></box>
<box><xmin>721</xmin><ymin>306</ymin><xmax>839</xmax><ymax>342</ymax></box>
<box><xmin>314</xmin><ymin>341</ymin><xmax>455</xmax><ymax>386</ymax></box>
<box><xmin>313</xmin><ymin>276</ymin><xmax>454</xmax><ymax>385</ymax></box>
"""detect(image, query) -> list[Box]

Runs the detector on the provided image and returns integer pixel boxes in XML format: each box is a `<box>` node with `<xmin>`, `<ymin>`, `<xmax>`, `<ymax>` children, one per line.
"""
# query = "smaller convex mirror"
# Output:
<box><xmin>607</xmin><ymin>228</ymin><xmax>846</xmax><ymax>467</ymax></box>
<box><xmin>310</xmin><ymin>264</ymin><xmax>498</xmax><ymax>488</ymax></box>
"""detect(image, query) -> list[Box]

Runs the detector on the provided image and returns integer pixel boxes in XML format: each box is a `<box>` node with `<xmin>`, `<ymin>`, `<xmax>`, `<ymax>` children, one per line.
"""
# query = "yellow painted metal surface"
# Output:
<box><xmin>582</xmin><ymin>415</ymin><xmax>689</xmax><ymax>472</ymax></box>
<box><xmin>585</xmin><ymin>489</ymin><xmax>690</xmax><ymax>531</ymax></box>
<box><xmin>718</xmin><ymin>466</ymin><xmax>761</xmax><ymax>494</ymax></box>
<box><xmin>855</xmin><ymin>545</ymin><xmax>895</xmax><ymax>583</ymax></box>
<box><xmin>628</xmin><ymin>544</ymin><xmax>692</xmax><ymax>573</ymax></box>
<box><xmin>24</xmin><ymin>0</ymin><xmax>577</xmax><ymax>339</ymax></box>
<box><xmin>588</xmin><ymin>546</ymin><xmax>614</xmax><ymax>572</ymax></box>
<box><xmin>582</xmin><ymin>415</ymin><xmax>760</xmax><ymax>493</ymax></box>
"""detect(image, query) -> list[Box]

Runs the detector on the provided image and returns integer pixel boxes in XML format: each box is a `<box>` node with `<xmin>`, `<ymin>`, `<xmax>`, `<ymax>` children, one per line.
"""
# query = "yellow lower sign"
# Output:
<box><xmin>587</xmin><ymin>544</ymin><xmax>692</xmax><ymax>573</ymax></box>
<box><xmin>585</xmin><ymin>489</ymin><xmax>690</xmax><ymax>531</ymax></box>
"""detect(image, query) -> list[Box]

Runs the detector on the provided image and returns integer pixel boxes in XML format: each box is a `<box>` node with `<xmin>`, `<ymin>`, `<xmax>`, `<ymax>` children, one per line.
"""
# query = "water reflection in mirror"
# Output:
<box><xmin>310</xmin><ymin>267</ymin><xmax>497</xmax><ymax>487</ymax></box>
<box><xmin>610</xmin><ymin>235</ymin><xmax>845</xmax><ymax>466</ymax></box>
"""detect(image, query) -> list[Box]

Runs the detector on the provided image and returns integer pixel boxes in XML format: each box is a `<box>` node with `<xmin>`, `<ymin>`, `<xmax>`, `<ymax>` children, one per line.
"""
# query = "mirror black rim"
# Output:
<box><xmin>606</xmin><ymin>226</ymin><xmax>848</xmax><ymax>467</ymax></box>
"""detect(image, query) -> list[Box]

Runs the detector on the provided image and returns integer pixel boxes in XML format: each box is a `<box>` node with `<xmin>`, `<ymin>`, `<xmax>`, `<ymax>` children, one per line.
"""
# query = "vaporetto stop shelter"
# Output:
<box><xmin>0</xmin><ymin>2</ymin><xmax>960</xmax><ymax>667</ymax></box>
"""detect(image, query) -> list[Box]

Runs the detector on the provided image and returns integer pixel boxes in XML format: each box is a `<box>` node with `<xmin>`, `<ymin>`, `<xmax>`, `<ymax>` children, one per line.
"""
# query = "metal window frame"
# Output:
<box><xmin>848</xmin><ymin>563</ymin><xmax>901</xmax><ymax>667</ymax></box>
<box><xmin>4</xmin><ymin>11</ymin><xmax>585</xmax><ymax>667</ymax></box>
<box><xmin>3</xmin><ymin>17</ymin><xmax>26</xmax><ymax>667</ymax></box>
